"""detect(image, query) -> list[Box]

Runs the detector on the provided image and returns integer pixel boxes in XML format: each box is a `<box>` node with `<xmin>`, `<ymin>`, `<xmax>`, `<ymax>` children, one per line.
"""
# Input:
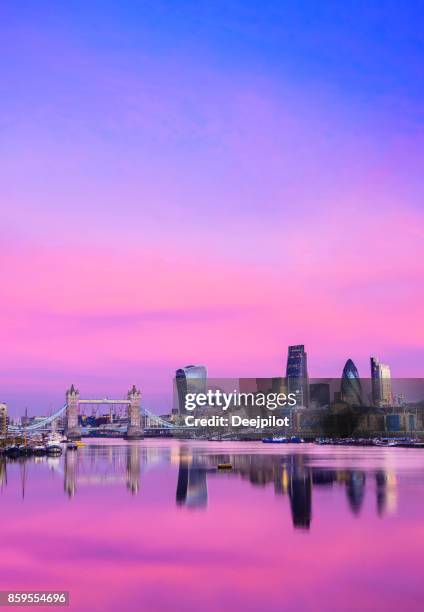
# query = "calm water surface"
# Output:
<box><xmin>0</xmin><ymin>439</ymin><xmax>423</xmax><ymax>611</ymax></box>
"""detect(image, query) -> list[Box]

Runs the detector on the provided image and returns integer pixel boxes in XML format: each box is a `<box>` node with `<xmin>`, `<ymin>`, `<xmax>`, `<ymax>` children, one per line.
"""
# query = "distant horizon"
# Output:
<box><xmin>3</xmin><ymin>350</ymin><xmax>423</xmax><ymax>417</ymax></box>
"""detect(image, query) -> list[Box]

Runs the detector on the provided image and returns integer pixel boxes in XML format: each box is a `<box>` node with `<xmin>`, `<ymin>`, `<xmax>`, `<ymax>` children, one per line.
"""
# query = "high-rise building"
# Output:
<box><xmin>286</xmin><ymin>345</ymin><xmax>309</xmax><ymax>407</ymax></box>
<box><xmin>341</xmin><ymin>359</ymin><xmax>363</xmax><ymax>405</ymax></box>
<box><xmin>309</xmin><ymin>383</ymin><xmax>331</xmax><ymax>408</ymax></box>
<box><xmin>371</xmin><ymin>357</ymin><xmax>392</xmax><ymax>406</ymax></box>
<box><xmin>0</xmin><ymin>403</ymin><xmax>7</xmax><ymax>435</ymax></box>
<box><xmin>174</xmin><ymin>365</ymin><xmax>207</xmax><ymax>414</ymax></box>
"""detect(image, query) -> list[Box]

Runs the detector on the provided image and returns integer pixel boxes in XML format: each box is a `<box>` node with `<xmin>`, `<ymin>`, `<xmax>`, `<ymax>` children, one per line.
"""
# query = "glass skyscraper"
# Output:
<box><xmin>341</xmin><ymin>359</ymin><xmax>363</xmax><ymax>405</ymax></box>
<box><xmin>371</xmin><ymin>357</ymin><xmax>392</xmax><ymax>406</ymax></box>
<box><xmin>174</xmin><ymin>365</ymin><xmax>207</xmax><ymax>414</ymax></box>
<box><xmin>286</xmin><ymin>345</ymin><xmax>309</xmax><ymax>408</ymax></box>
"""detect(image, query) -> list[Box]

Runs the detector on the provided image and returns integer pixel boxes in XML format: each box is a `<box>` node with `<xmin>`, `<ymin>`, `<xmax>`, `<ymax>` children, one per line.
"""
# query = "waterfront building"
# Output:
<box><xmin>0</xmin><ymin>403</ymin><xmax>7</xmax><ymax>435</ymax></box>
<box><xmin>174</xmin><ymin>365</ymin><xmax>207</xmax><ymax>414</ymax></box>
<box><xmin>371</xmin><ymin>357</ymin><xmax>392</xmax><ymax>406</ymax></box>
<box><xmin>341</xmin><ymin>359</ymin><xmax>363</xmax><ymax>405</ymax></box>
<box><xmin>385</xmin><ymin>412</ymin><xmax>416</xmax><ymax>433</ymax></box>
<box><xmin>309</xmin><ymin>383</ymin><xmax>331</xmax><ymax>408</ymax></box>
<box><xmin>286</xmin><ymin>345</ymin><xmax>309</xmax><ymax>407</ymax></box>
<box><xmin>238</xmin><ymin>379</ymin><xmax>258</xmax><ymax>393</ymax></box>
<box><xmin>256</xmin><ymin>378</ymin><xmax>273</xmax><ymax>393</ymax></box>
<box><xmin>272</xmin><ymin>377</ymin><xmax>286</xmax><ymax>394</ymax></box>
<box><xmin>395</xmin><ymin>394</ymin><xmax>406</xmax><ymax>407</ymax></box>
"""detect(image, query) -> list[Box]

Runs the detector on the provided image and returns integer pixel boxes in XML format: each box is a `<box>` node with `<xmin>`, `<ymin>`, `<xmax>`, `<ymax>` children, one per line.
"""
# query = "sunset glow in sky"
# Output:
<box><xmin>1</xmin><ymin>2</ymin><xmax>423</xmax><ymax>413</ymax></box>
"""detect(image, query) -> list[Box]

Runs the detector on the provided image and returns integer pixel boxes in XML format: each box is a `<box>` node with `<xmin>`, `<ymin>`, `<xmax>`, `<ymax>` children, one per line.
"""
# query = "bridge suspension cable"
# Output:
<box><xmin>8</xmin><ymin>405</ymin><xmax>68</xmax><ymax>432</ymax></box>
<box><xmin>141</xmin><ymin>408</ymin><xmax>174</xmax><ymax>428</ymax></box>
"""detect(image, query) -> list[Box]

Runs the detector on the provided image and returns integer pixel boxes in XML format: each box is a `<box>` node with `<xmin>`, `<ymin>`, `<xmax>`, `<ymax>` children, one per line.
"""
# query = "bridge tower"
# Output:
<box><xmin>66</xmin><ymin>384</ymin><xmax>81</xmax><ymax>440</ymax></box>
<box><xmin>125</xmin><ymin>384</ymin><xmax>144</xmax><ymax>439</ymax></box>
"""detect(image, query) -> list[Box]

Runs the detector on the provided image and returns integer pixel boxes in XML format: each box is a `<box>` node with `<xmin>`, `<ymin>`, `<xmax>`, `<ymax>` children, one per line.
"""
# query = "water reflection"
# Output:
<box><xmin>346</xmin><ymin>471</ymin><xmax>366</xmax><ymax>515</ymax></box>
<box><xmin>64</xmin><ymin>444</ymin><xmax>143</xmax><ymax>497</ymax></box>
<box><xmin>0</xmin><ymin>443</ymin><xmax>402</xmax><ymax>529</ymax></box>
<box><xmin>288</xmin><ymin>455</ymin><xmax>312</xmax><ymax>528</ymax></box>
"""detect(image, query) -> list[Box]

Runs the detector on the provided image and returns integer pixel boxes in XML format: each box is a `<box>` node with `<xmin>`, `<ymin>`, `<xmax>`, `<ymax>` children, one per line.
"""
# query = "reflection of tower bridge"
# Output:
<box><xmin>8</xmin><ymin>384</ymin><xmax>179</xmax><ymax>439</ymax></box>
<box><xmin>64</xmin><ymin>443</ymin><xmax>144</xmax><ymax>496</ymax></box>
<box><xmin>32</xmin><ymin>444</ymin><xmax>172</xmax><ymax>498</ymax></box>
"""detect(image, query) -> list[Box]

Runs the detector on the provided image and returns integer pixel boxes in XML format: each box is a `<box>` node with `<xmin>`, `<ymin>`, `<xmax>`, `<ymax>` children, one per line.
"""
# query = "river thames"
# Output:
<box><xmin>0</xmin><ymin>440</ymin><xmax>423</xmax><ymax>611</ymax></box>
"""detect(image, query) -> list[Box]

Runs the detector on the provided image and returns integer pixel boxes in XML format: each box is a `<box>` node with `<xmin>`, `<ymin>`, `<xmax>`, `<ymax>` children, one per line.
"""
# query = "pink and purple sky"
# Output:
<box><xmin>1</xmin><ymin>2</ymin><xmax>423</xmax><ymax>414</ymax></box>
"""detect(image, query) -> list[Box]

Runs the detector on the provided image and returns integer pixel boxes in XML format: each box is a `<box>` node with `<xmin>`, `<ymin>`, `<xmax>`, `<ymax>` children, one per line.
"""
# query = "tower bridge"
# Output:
<box><xmin>66</xmin><ymin>384</ymin><xmax>143</xmax><ymax>440</ymax></box>
<box><xmin>8</xmin><ymin>384</ymin><xmax>178</xmax><ymax>438</ymax></box>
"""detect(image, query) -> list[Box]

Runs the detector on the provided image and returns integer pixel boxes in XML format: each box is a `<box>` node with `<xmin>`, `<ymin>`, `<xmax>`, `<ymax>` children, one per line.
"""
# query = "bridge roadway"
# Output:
<box><xmin>79</xmin><ymin>399</ymin><xmax>131</xmax><ymax>404</ymax></box>
<box><xmin>7</xmin><ymin>403</ymin><xmax>178</xmax><ymax>434</ymax></box>
<box><xmin>82</xmin><ymin>425</ymin><xmax>196</xmax><ymax>437</ymax></box>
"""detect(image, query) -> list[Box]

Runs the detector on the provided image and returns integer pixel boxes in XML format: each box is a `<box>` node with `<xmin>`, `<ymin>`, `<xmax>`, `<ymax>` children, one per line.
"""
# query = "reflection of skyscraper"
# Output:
<box><xmin>346</xmin><ymin>471</ymin><xmax>366</xmax><ymax>514</ymax></box>
<box><xmin>176</xmin><ymin>452</ymin><xmax>208</xmax><ymax>508</ymax></box>
<box><xmin>375</xmin><ymin>471</ymin><xmax>397</xmax><ymax>516</ymax></box>
<box><xmin>286</xmin><ymin>345</ymin><xmax>309</xmax><ymax>407</ymax></box>
<box><xmin>371</xmin><ymin>357</ymin><xmax>392</xmax><ymax>406</ymax></box>
<box><xmin>176</xmin><ymin>458</ymin><xmax>189</xmax><ymax>505</ymax></box>
<box><xmin>0</xmin><ymin>457</ymin><xmax>6</xmax><ymax>489</ymax></box>
<box><xmin>288</xmin><ymin>456</ymin><xmax>312</xmax><ymax>529</ymax></box>
<box><xmin>185</xmin><ymin>468</ymin><xmax>208</xmax><ymax>508</ymax></box>
<box><xmin>341</xmin><ymin>359</ymin><xmax>362</xmax><ymax>405</ymax></box>
<box><xmin>174</xmin><ymin>365</ymin><xmax>207</xmax><ymax>414</ymax></box>
<box><xmin>375</xmin><ymin>471</ymin><xmax>387</xmax><ymax>516</ymax></box>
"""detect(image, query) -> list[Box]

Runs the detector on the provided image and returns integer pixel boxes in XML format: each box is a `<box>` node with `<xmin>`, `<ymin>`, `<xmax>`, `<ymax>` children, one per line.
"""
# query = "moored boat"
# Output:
<box><xmin>45</xmin><ymin>433</ymin><xmax>63</xmax><ymax>454</ymax></box>
<box><xmin>262</xmin><ymin>436</ymin><xmax>288</xmax><ymax>443</ymax></box>
<box><xmin>32</xmin><ymin>444</ymin><xmax>47</xmax><ymax>455</ymax></box>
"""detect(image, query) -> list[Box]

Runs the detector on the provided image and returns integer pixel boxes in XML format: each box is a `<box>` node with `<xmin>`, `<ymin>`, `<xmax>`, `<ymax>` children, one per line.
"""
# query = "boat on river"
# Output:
<box><xmin>262</xmin><ymin>436</ymin><xmax>288</xmax><ymax>443</ymax></box>
<box><xmin>45</xmin><ymin>433</ymin><xmax>63</xmax><ymax>454</ymax></box>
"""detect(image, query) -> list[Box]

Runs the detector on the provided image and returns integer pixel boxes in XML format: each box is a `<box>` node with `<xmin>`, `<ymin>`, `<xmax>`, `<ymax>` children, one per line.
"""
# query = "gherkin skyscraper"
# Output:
<box><xmin>341</xmin><ymin>359</ymin><xmax>362</xmax><ymax>405</ymax></box>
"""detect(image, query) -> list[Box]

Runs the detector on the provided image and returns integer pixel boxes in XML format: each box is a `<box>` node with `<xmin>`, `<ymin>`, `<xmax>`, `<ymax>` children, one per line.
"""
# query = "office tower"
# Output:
<box><xmin>371</xmin><ymin>357</ymin><xmax>392</xmax><ymax>406</ymax></box>
<box><xmin>286</xmin><ymin>345</ymin><xmax>309</xmax><ymax>407</ymax></box>
<box><xmin>238</xmin><ymin>379</ymin><xmax>258</xmax><ymax>393</ymax></box>
<box><xmin>174</xmin><ymin>365</ymin><xmax>207</xmax><ymax>414</ymax></box>
<box><xmin>341</xmin><ymin>359</ymin><xmax>363</xmax><ymax>405</ymax></box>
<box><xmin>256</xmin><ymin>378</ymin><xmax>273</xmax><ymax>393</ymax></box>
<box><xmin>309</xmin><ymin>383</ymin><xmax>331</xmax><ymax>408</ymax></box>
<box><xmin>0</xmin><ymin>403</ymin><xmax>7</xmax><ymax>435</ymax></box>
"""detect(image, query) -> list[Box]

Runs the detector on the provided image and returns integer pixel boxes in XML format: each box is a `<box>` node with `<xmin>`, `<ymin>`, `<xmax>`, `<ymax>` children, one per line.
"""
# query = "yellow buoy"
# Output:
<box><xmin>217</xmin><ymin>463</ymin><xmax>233</xmax><ymax>470</ymax></box>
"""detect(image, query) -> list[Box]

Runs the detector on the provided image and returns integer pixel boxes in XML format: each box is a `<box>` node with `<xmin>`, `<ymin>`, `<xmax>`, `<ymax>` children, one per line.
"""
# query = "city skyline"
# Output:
<box><xmin>0</xmin><ymin>344</ymin><xmax>412</xmax><ymax>417</ymax></box>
